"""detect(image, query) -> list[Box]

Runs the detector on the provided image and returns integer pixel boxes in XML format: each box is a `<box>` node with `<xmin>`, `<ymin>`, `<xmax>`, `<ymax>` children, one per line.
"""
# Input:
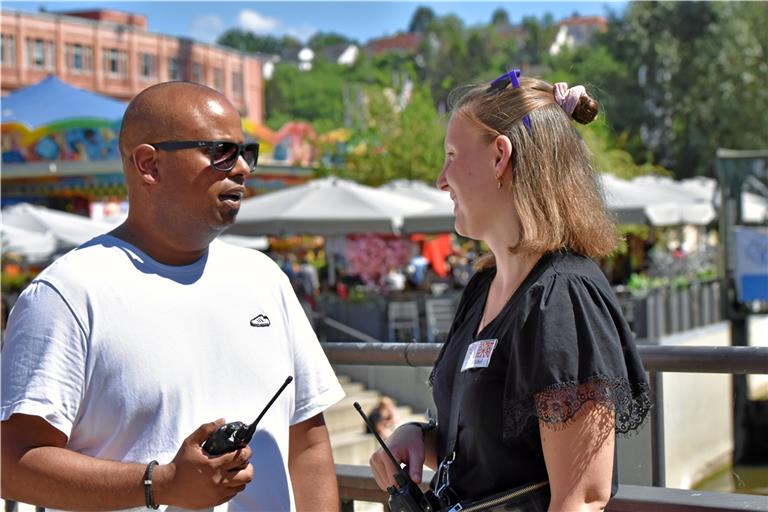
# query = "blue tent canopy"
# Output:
<box><xmin>1</xmin><ymin>75</ymin><xmax>127</xmax><ymax>128</ymax></box>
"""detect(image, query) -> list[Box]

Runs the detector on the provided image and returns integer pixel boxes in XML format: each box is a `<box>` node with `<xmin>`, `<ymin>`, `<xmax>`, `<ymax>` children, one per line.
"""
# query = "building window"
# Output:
<box><xmin>192</xmin><ymin>62</ymin><xmax>203</xmax><ymax>84</ymax></box>
<box><xmin>213</xmin><ymin>68</ymin><xmax>223</xmax><ymax>90</ymax></box>
<box><xmin>103</xmin><ymin>48</ymin><xmax>127</xmax><ymax>77</ymax></box>
<box><xmin>69</xmin><ymin>43</ymin><xmax>84</xmax><ymax>72</ymax></box>
<box><xmin>168</xmin><ymin>57</ymin><xmax>180</xmax><ymax>80</ymax></box>
<box><xmin>232</xmin><ymin>71</ymin><xmax>243</xmax><ymax>97</ymax></box>
<box><xmin>27</xmin><ymin>38</ymin><xmax>46</xmax><ymax>69</ymax></box>
<box><xmin>1</xmin><ymin>34</ymin><xmax>16</xmax><ymax>68</ymax></box>
<box><xmin>83</xmin><ymin>46</ymin><xmax>93</xmax><ymax>73</ymax></box>
<box><xmin>140</xmin><ymin>53</ymin><xmax>155</xmax><ymax>79</ymax></box>
<box><xmin>107</xmin><ymin>48</ymin><xmax>119</xmax><ymax>75</ymax></box>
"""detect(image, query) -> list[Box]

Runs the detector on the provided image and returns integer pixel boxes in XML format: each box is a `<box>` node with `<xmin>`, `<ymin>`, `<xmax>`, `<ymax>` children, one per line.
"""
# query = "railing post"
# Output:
<box><xmin>668</xmin><ymin>287</ymin><xmax>680</xmax><ymax>334</ymax></box>
<box><xmin>713</xmin><ymin>280</ymin><xmax>722</xmax><ymax>322</ymax></box>
<box><xmin>690</xmin><ymin>281</ymin><xmax>701</xmax><ymax>328</ymax></box>
<box><xmin>680</xmin><ymin>287</ymin><xmax>691</xmax><ymax>331</ymax></box>
<box><xmin>649</xmin><ymin>371</ymin><xmax>666</xmax><ymax>487</ymax></box>
<box><xmin>731</xmin><ymin>313</ymin><xmax>750</xmax><ymax>464</ymax></box>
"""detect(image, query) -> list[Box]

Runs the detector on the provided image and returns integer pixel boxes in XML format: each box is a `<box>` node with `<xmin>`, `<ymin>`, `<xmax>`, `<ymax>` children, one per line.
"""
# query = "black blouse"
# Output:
<box><xmin>430</xmin><ymin>251</ymin><xmax>651</xmax><ymax>501</ymax></box>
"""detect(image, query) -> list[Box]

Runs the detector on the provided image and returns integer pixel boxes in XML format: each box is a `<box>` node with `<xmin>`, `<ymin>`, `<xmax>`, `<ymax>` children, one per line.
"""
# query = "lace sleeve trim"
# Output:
<box><xmin>502</xmin><ymin>375</ymin><xmax>652</xmax><ymax>440</ymax></box>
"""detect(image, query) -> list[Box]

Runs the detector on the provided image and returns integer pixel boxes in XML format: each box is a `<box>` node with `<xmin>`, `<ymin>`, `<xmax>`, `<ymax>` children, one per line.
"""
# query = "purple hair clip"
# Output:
<box><xmin>487</xmin><ymin>68</ymin><xmax>532</xmax><ymax>133</ymax></box>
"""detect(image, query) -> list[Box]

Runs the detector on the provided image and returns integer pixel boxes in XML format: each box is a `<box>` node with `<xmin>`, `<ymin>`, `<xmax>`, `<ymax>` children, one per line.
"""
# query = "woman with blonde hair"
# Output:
<box><xmin>369</xmin><ymin>70</ymin><xmax>651</xmax><ymax>511</ymax></box>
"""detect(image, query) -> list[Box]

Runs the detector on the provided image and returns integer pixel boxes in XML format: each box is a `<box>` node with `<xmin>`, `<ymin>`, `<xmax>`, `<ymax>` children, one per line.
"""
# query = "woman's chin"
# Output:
<box><xmin>454</xmin><ymin>218</ymin><xmax>472</xmax><ymax>239</ymax></box>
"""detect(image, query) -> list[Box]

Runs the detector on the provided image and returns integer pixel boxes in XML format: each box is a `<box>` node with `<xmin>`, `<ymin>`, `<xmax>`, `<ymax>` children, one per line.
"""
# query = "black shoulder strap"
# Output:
<box><xmin>433</xmin><ymin>350</ymin><xmax>466</xmax><ymax>505</ymax></box>
<box><xmin>444</xmin><ymin>361</ymin><xmax>464</xmax><ymax>457</ymax></box>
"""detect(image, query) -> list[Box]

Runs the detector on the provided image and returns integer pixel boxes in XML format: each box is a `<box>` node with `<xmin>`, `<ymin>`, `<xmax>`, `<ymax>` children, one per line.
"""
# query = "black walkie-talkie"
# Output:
<box><xmin>354</xmin><ymin>402</ymin><xmax>442</xmax><ymax>512</ymax></box>
<box><xmin>202</xmin><ymin>376</ymin><xmax>293</xmax><ymax>456</ymax></box>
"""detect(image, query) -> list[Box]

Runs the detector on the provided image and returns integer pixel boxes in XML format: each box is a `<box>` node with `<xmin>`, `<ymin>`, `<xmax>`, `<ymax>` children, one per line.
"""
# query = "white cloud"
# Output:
<box><xmin>236</xmin><ymin>9</ymin><xmax>316</xmax><ymax>43</ymax></box>
<box><xmin>188</xmin><ymin>15</ymin><xmax>225</xmax><ymax>44</ymax></box>
<box><xmin>238</xmin><ymin>9</ymin><xmax>279</xmax><ymax>33</ymax></box>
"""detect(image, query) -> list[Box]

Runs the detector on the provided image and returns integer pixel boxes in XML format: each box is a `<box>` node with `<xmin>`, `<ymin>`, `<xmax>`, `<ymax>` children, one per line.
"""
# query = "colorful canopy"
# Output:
<box><xmin>1</xmin><ymin>76</ymin><xmax>127</xmax><ymax>130</ymax></box>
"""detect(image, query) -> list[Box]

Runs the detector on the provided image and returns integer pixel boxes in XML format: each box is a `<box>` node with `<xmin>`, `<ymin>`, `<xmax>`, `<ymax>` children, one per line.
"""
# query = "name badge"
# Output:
<box><xmin>461</xmin><ymin>339</ymin><xmax>498</xmax><ymax>372</ymax></box>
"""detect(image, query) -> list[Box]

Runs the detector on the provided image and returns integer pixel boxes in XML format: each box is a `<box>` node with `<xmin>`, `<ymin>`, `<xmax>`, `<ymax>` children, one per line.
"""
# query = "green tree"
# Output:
<box><xmin>217</xmin><ymin>29</ymin><xmax>301</xmax><ymax>56</ymax></box>
<box><xmin>308</xmin><ymin>32</ymin><xmax>356</xmax><ymax>53</ymax></box>
<box><xmin>491</xmin><ymin>8</ymin><xmax>510</xmax><ymax>27</ymax></box>
<box><xmin>520</xmin><ymin>15</ymin><xmax>557</xmax><ymax>65</ymax></box>
<box><xmin>408</xmin><ymin>6</ymin><xmax>436</xmax><ymax>34</ymax></box>
<box><xmin>599</xmin><ymin>2</ymin><xmax>768</xmax><ymax>178</ymax></box>
<box><xmin>265</xmin><ymin>60</ymin><xmax>346</xmax><ymax>133</ymax></box>
<box><xmin>577</xmin><ymin>120</ymin><xmax>670</xmax><ymax>179</ymax></box>
<box><xmin>336</xmin><ymin>86</ymin><xmax>444</xmax><ymax>186</ymax></box>
<box><xmin>417</xmin><ymin>13</ymin><xmax>521</xmax><ymax>109</ymax></box>
<box><xmin>546</xmin><ymin>45</ymin><xmax>669</xmax><ymax>178</ymax></box>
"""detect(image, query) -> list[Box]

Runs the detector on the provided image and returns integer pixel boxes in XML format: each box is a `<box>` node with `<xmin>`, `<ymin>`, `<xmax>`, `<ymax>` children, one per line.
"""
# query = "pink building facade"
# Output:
<box><xmin>1</xmin><ymin>8</ymin><xmax>264</xmax><ymax>123</ymax></box>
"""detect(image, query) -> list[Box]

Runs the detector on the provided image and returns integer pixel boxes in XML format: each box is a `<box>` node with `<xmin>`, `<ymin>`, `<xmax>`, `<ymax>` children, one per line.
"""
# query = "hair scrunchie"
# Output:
<box><xmin>554</xmin><ymin>82</ymin><xmax>586</xmax><ymax>116</ymax></box>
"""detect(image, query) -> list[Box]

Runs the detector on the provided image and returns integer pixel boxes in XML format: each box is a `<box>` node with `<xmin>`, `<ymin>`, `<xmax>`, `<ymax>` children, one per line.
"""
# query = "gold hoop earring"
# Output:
<box><xmin>497</xmin><ymin>176</ymin><xmax>503</xmax><ymax>190</ymax></box>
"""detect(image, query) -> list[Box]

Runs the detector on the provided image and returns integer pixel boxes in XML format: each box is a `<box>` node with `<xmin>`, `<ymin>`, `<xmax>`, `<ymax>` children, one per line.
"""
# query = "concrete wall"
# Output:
<box><xmin>661</xmin><ymin>314</ymin><xmax>768</xmax><ymax>489</ymax></box>
<box><xmin>333</xmin><ymin>314</ymin><xmax>768</xmax><ymax>489</ymax></box>
<box><xmin>333</xmin><ymin>365</ymin><xmax>436</xmax><ymax>415</ymax></box>
<box><xmin>659</xmin><ymin>322</ymin><xmax>734</xmax><ymax>489</ymax></box>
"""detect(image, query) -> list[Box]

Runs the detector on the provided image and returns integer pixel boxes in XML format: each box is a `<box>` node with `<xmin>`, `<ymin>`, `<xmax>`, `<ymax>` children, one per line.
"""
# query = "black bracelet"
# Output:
<box><xmin>404</xmin><ymin>419</ymin><xmax>437</xmax><ymax>436</ymax></box>
<box><xmin>143</xmin><ymin>460</ymin><xmax>160</xmax><ymax>510</ymax></box>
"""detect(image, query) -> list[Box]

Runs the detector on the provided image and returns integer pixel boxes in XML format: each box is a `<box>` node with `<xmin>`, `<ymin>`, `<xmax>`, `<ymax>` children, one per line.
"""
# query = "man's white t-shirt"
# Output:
<box><xmin>1</xmin><ymin>235</ymin><xmax>345</xmax><ymax>511</ymax></box>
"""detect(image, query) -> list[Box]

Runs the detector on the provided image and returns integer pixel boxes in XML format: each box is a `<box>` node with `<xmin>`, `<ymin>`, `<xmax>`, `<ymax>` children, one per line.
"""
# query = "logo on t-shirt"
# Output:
<box><xmin>250</xmin><ymin>314</ymin><xmax>271</xmax><ymax>327</ymax></box>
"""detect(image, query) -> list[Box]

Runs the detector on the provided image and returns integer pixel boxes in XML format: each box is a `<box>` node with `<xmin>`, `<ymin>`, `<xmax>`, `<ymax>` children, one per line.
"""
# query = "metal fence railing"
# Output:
<box><xmin>614</xmin><ymin>280</ymin><xmax>724</xmax><ymax>342</ymax></box>
<box><xmin>314</xmin><ymin>281</ymin><xmax>725</xmax><ymax>345</ymax></box>
<box><xmin>322</xmin><ymin>342</ymin><xmax>768</xmax><ymax>512</ymax></box>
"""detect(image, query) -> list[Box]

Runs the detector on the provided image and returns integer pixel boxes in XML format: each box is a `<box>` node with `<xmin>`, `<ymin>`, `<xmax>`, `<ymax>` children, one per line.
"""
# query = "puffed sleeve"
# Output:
<box><xmin>501</xmin><ymin>272</ymin><xmax>651</xmax><ymax>441</ymax></box>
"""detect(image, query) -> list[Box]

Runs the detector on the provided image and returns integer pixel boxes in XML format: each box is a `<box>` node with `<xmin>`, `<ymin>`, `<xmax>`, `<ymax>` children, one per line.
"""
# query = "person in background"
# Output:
<box><xmin>366</xmin><ymin>397</ymin><xmax>400</xmax><ymax>441</ymax></box>
<box><xmin>297</xmin><ymin>256</ymin><xmax>320</xmax><ymax>311</ymax></box>
<box><xmin>283</xmin><ymin>253</ymin><xmax>299</xmax><ymax>287</ymax></box>
<box><xmin>385</xmin><ymin>266</ymin><xmax>407</xmax><ymax>293</ymax></box>
<box><xmin>406</xmin><ymin>246</ymin><xmax>429</xmax><ymax>289</ymax></box>
<box><xmin>369</xmin><ymin>71</ymin><xmax>651</xmax><ymax>511</ymax></box>
<box><xmin>2</xmin><ymin>81</ymin><xmax>344</xmax><ymax>511</ymax></box>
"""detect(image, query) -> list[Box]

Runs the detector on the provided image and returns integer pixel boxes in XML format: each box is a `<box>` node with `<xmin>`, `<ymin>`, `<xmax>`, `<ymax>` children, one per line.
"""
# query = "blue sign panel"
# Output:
<box><xmin>733</xmin><ymin>227</ymin><xmax>768</xmax><ymax>302</ymax></box>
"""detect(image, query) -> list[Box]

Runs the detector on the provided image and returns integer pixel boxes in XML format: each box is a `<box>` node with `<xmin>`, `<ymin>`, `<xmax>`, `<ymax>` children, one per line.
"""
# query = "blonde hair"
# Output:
<box><xmin>449</xmin><ymin>77</ymin><xmax>618</xmax><ymax>269</ymax></box>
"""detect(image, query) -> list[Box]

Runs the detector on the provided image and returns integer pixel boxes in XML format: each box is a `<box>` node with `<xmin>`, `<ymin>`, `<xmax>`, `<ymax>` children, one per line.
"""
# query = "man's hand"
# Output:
<box><xmin>154</xmin><ymin>419</ymin><xmax>254</xmax><ymax>509</ymax></box>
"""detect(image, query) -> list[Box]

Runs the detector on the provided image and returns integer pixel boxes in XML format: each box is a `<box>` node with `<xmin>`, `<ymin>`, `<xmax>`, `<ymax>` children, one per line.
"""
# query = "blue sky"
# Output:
<box><xmin>5</xmin><ymin>1</ymin><xmax>627</xmax><ymax>45</ymax></box>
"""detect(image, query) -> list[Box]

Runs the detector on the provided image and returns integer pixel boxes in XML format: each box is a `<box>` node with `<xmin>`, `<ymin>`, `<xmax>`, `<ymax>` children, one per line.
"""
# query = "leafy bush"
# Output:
<box><xmin>1</xmin><ymin>271</ymin><xmax>35</xmax><ymax>294</ymax></box>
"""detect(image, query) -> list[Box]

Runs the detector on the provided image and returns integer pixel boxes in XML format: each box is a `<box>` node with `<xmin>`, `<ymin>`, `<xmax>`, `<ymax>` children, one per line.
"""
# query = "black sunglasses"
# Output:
<box><xmin>150</xmin><ymin>140</ymin><xmax>260</xmax><ymax>173</ymax></box>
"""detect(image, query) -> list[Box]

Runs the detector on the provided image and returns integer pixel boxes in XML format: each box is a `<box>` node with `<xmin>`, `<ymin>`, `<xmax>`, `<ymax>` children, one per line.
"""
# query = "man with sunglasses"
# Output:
<box><xmin>1</xmin><ymin>82</ymin><xmax>345</xmax><ymax>511</ymax></box>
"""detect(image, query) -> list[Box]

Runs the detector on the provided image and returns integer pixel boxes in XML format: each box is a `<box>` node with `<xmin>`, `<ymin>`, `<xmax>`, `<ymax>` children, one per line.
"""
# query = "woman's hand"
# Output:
<box><xmin>369</xmin><ymin>423</ymin><xmax>426</xmax><ymax>490</ymax></box>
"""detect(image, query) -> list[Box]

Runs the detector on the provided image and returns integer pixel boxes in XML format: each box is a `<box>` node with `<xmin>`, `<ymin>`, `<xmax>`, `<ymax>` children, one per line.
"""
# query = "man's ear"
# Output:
<box><xmin>493</xmin><ymin>134</ymin><xmax>514</xmax><ymax>178</ymax></box>
<box><xmin>131</xmin><ymin>144</ymin><xmax>160</xmax><ymax>185</ymax></box>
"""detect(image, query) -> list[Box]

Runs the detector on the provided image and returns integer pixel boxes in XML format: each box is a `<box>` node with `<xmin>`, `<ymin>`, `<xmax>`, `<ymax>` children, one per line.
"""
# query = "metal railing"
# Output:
<box><xmin>336</xmin><ymin>464</ymin><xmax>768</xmax><ymax>512</ymax></box>
<box><xmin>313</xmin><ymin>281</ymin><xmax>726</xmax><ymax>345</ymax></box>
<box><xmin>323</xmin><ymin>342</ymin><xmax>768</xmax><ymax>512</ymax></box>
<box><xmin>615</xmin><ymin>280</ymin><xmax>724</xmax><ymax>341</ymax></box>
